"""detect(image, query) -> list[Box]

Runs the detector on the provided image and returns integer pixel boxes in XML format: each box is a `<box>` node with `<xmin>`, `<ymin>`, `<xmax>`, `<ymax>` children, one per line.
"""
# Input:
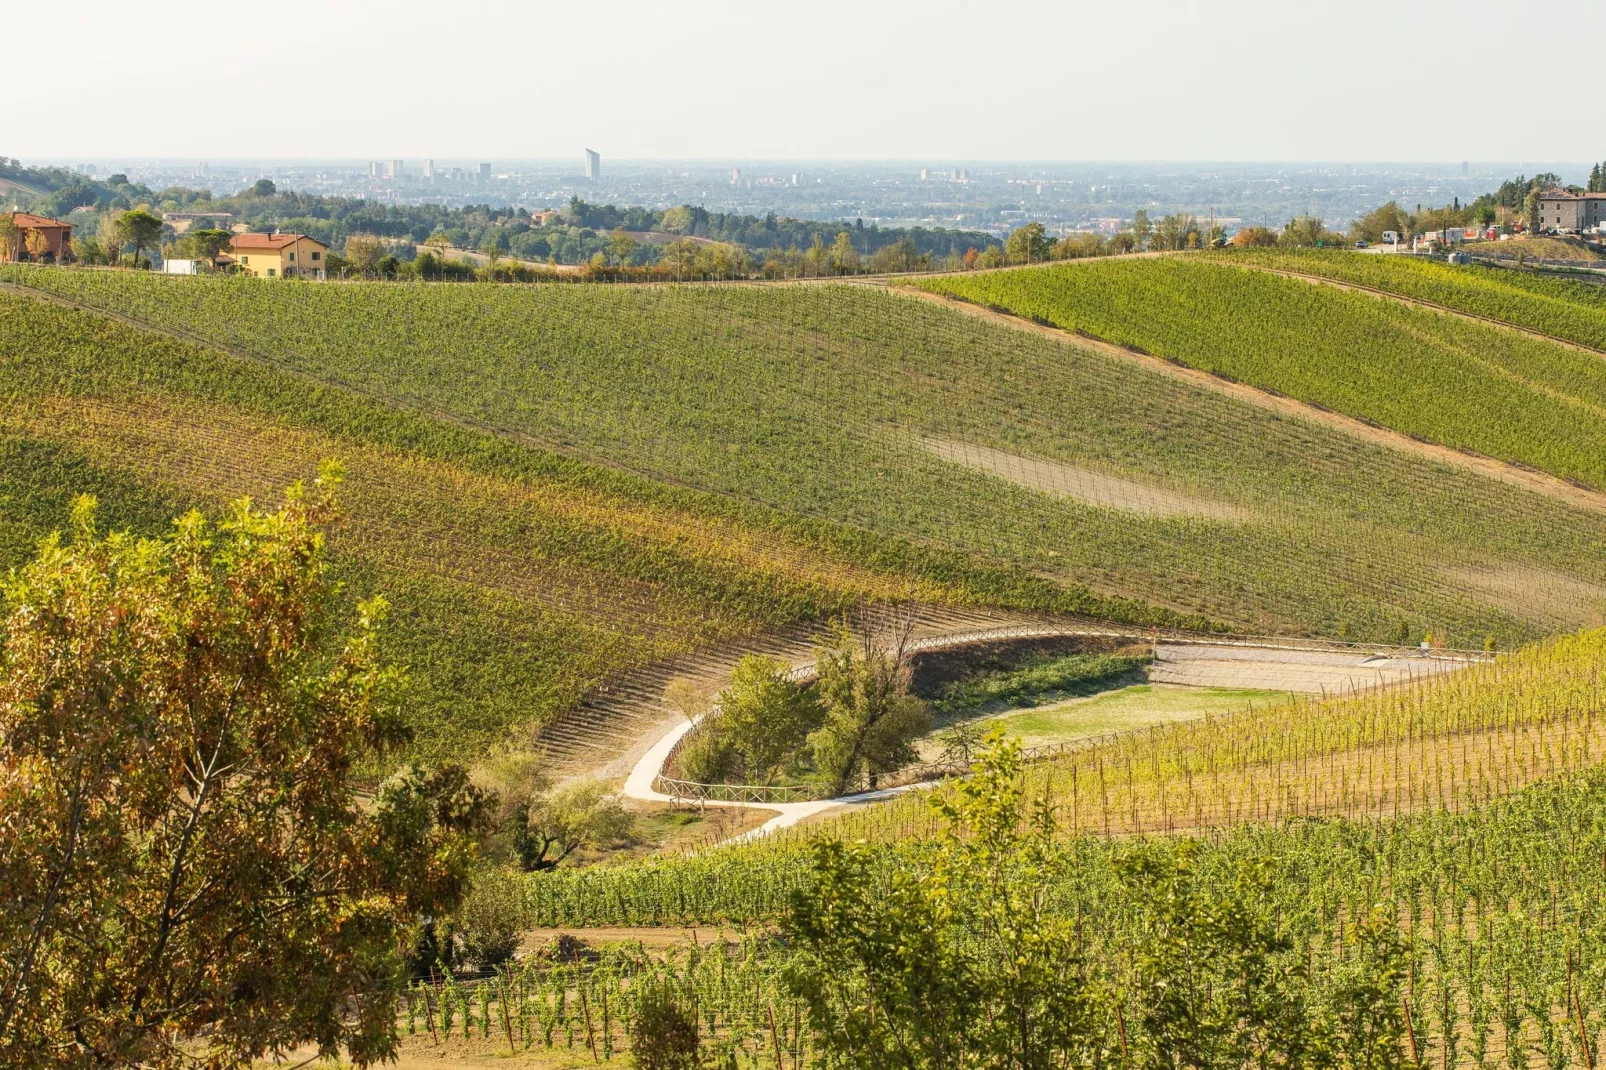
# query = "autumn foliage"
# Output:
<box><xmin>0</xmin><ymin>466</ymin><xmax>489</xmax><ymax>1068</ymax></box>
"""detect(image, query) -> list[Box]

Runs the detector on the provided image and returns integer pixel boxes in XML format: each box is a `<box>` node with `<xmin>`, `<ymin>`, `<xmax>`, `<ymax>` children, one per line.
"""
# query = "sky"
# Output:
<box><xmin>15</xmin><ymin>0</ymin><xmax>1606</xmax><ymax>163</ymax></box>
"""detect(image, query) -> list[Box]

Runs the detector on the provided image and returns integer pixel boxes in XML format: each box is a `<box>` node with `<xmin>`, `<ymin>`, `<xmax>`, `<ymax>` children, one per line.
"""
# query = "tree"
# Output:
<box><xmin>0</xmin><ymin>469</ymin><xmax>491</xmax><ymax>1068</ymax></box>
<box><xmin>23</xmin><ymin>226</ymin><xmax>48</xmax><ymax>262</ymax></box>
<box><xmin>1152</xmin><ymin>213</ymin><xmax>1201</xmax><ymax>251</ymax></box>
<box><xmin>252</xmin><ymin>178</ymin><xmax>276</xmax><ymax>197</ymax></box>
<box><xmin>790</xmin><ymin>733</ymin><xmax>1408</xmax><ymax>1070</ymax></box>
<box><xmin>1231</xmin><ymin>226</ymin><xmax>1279</xmax><ymax>247</ymax></box>
<box><xmin>806</xmin><ymin>611</ymin><xmax>930</xmax><ymax>795</ymax></box>
<box><xmin>610</xmin><ymin>227</ymin><xmax>638</xmax><ymax>267</ymax></box>
<box><xmin>187</xmin><ymin>227</ymin><xmax>231</xmax><ymax>269</ymax></box>
<box><xmin>478</xmin><ymin>236</ymin><xmax>503</xmax><ymax>269</ymax></box>
<box><xmin>787</xmin><ymin>734</ymin><xmax>1097</xmax><ymax>1069</ymax></box>
<box><xmin>1524</xmin><ymin>186</ymin><xmax>1543</xmax><ymax>233</ymax></box>
<box><xmin>805</xmin><ymin>234</ymin><xmax>828</xmax><ymax>277</ymax></box>
<box><xmin>97</xmin><ymin>213</ymin><xmax>127</xmax><ymax>266</ymax></box>
<box><xmin>119</xmin><ymin>208</ymin><xmax>164</xmax><ymax>269</ymax></box>
<box><xmin>0</xmin><ymin>214</ymin><xmax>18</xmax><ymax>261</ymax></box>
<box><xmin>1132</xmin><ymin>208</ymin><xmax>1153</xmax><ymax>251</ymax></box>
<box><xmin>481</xmin><ymin>755</ymin><xmax>632</xmax><ymax>872</ymax></box>
<box><xmin>1005</xmin><ymin>222</ymin><xmax>1050</xmax><ymax>265</ymax></box>
<box><xmin>1280</xmin><ymin>215</ymin><xmax>1340</xmax><ymax>247</ymax></box>
<box><xmin>659</xmin><ymin>205</ymin><xmax>694</xmax><ymax>234</ymax></box>
<box><xmin>829</xmin><ymin>231</ymin><xmax>859</xmax><ymax>274</ymax></box>
<box><xmin>344</xmin><ymin>234</ymin><xmax>386</xmax><ymax>276</ymax></box>
<box><xmin>710</xmin><ymin>655</ymin><xmax>822</xmax><ymax>783</ymax></box>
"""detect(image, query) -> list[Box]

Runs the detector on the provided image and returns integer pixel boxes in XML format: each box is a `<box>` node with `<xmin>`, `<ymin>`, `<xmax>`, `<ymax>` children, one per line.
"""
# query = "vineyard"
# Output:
<box><xmin>402</xmin><ymin>766</ymin><xmax>1606</xmax><ymax>1067</ymax></box>
<box><xmin>395</xmin><ymin>627</ymin><xmax>1606</xmax><ymax>1068</ymax></box>
<box><xmin>1220</xmin><ymin>246</ymin><xmax>1606</xmax><ymax>352</ymax></box>
<box><xmin>6</xmin><ymin>268</ymin><xmax>1606</xmax><ymax>657</ymax></box>
<box><xmin>914</xmin><ymin>256</ymin><xmax>1606</xmax><ymax>491</ymax></box>
<box><xmin>14</xmin><ymin>258</ymin><xmax>1606</xmax><ymax>1066</ymax></box>
<box><xmin>1</xmin><ymin>293</ymin><xmax>1112</xmax><ymax>764</ymax></box>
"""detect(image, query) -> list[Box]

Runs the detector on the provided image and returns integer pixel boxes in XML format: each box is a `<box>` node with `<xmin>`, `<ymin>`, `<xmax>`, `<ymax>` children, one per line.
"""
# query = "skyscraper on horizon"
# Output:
<box><xmin>585</xmin><ymin>148</ymin><xmax>600</xmax><ymax>182</ymax></box>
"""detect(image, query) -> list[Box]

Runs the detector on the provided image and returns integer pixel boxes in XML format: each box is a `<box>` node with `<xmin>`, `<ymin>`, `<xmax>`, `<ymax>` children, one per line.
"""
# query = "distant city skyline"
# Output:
<box><xmin>35</xmin><ymin>158</ymin><xmax>1573</xmax><ymax>239</ymax></box>
<box><xmin>16</xmin><ymin>0</ymin><xmax>1606</xmax><ymax>162</ymax></box>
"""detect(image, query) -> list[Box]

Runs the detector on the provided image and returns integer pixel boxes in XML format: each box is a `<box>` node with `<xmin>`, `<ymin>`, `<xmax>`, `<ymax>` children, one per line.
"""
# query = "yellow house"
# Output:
<box><xmin>226</xmin><ymin>232</ymin><xmax>329</xmax><ymax>279</ymax></box>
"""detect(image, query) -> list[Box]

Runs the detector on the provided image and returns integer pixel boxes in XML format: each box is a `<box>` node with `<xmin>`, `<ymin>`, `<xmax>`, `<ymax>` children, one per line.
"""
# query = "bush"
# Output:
<box><xmin>632</xmin><ymin>984</ymin><xmax>701</xmax><ymax>1069</ymax></box>
<box><xmin>453</xmin><ymin>866</ymin><xmax>526</xmax><ymax>968</ymax></box>
<box><xmin>677</xmin><ymin>729</ymin><xmax>739</xmax><ymax>783</ymax></box>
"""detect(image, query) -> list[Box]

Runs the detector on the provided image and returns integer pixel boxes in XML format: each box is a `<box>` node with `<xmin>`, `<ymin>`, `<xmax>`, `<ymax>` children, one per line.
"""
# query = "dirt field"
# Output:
<box><xmin>915</xmin><ymin>435</ymin><xmax>1247</xmax><ymax>519</ymax></box>
<box><xmin>1147</xmin><ymin>642</ymin><xmax>1462</xmax><ymax>692</ymax></box>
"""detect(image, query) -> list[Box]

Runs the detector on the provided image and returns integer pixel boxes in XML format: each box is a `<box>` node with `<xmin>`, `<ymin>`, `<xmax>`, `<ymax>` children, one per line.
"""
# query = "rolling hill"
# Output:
<box><xmin>914</xmin><ymin>255</ymin><xmax>1606</xmax><ymax>491</ymax></box>
<box><xmin>7</xmin><ymin>262</ymin><xmax>1606</xmax><ymax>764</ymax></box>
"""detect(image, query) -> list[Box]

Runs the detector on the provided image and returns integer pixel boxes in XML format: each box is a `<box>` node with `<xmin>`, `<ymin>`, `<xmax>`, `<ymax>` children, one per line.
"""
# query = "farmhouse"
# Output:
<box><xmin>1</xmin><ymin>211</ymin><xmax>73</xmax><ymax>262</ymax></box>
<box><xmin>226</xmin><ymin>232</ymin><xmax>329</xmax><ymax>279</ymax></box>
<box><xmin>1535</xmin><ymin>188</ymin><xmax>1606</xmax><ymax>233</ymax></box>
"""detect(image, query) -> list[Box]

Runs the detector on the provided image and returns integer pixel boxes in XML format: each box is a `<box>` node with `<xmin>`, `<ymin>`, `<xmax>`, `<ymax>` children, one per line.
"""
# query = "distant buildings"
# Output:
<box><xmin>585</xmin><ymin>149</ymin><xmax>600</xmax><ymax>182</ymax></box>
<box><xmin>227</xmin><ymin>232</ymin><xmax>329</xmax><ymax>279</ymax></box>
<box><xmin>424</xmin><ymin>159</ymin><xmax>434</xmax><ymax>180</ymax></box>
<box><xmin>1536</xmin><ymin>188</ymin><xmax>1606</xmax><ymax>233</ymax></box>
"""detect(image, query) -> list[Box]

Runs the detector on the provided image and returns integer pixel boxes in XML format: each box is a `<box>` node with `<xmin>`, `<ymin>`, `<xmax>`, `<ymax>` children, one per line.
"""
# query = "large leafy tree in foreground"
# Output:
<box><xmin>0</xmin><ymin>467</ymin><xmax>489</xmax><ymax>1068</ymax></box>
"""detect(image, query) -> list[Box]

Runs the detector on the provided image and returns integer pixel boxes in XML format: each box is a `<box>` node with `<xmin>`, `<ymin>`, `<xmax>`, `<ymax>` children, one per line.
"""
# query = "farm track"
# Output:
<box><xmin>542</xmin><ymin>603</ymin><xmax>1062</xmax><ymax>776</ymax></box>
<box><xmin>896</xmin><ymin>285</ymin><xmax>1606</xmax><ymax>518</ymax></box>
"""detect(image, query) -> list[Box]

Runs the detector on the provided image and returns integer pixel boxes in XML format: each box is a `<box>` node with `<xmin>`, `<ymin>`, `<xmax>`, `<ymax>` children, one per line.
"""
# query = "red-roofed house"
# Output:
<box><xmin>2</xmin><ymin>212</ymin><xmax>74</xmax><ymax>263</ymax></box>
<box><xmin>226</xmin><ymin>231</ymin><xmax>329</xmax><ymax>279</ymax></box>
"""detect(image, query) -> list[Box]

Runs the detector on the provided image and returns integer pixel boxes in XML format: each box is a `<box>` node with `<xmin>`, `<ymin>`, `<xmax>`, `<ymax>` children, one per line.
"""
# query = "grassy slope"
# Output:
<box><xmin>1220</xmin><ymin>246</ymin><xmax>1606</xmax><ymax>350</ymax></box>
<box><xmin>1463</xmin><ymin>236</ymin><xmax>1604</xmax><ymax>260</ymax></box>
<box><xmin>4</xmin><ymin>295</ymin><xmax>1190</xmax><ymax>763</ymax></box>
<box><xmin>915</xmin><ymin>256</ymin><xmax>1606</xmax><ymax>490</ymax></box>
<box><xmin>8</xmin><ymin>270</ymin><xmax>1606</xmax><ymax>650</ymax></box>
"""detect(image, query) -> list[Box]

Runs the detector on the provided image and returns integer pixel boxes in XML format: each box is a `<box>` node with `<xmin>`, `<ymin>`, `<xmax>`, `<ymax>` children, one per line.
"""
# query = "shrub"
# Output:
<box><xmin>631</xmin><ymin>983</ymin><xmax>701</xmax><ymax>1069</ymax></box>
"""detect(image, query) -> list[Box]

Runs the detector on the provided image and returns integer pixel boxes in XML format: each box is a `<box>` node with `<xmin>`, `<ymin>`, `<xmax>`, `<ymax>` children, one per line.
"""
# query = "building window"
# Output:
<box><xmin>267</xmin><ymin>268</ymin><xmax>276</xmax><ymax>277</ymax></box>
<box><xmin>241</xmin><ymin>255</ymin><xmax>249</xmax><ymax>264</ymax></box>
<box><xmin>311</xmin><ymin>251</ymin><xmax>320</xmax><ymax>261</ymax></box>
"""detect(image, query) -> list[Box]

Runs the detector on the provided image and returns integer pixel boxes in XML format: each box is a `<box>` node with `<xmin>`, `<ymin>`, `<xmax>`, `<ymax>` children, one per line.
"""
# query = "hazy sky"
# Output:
<box><xmin>17</xmin><ymin>0</ymin><xmax>1604</xmax><ymax>163</ymax></box>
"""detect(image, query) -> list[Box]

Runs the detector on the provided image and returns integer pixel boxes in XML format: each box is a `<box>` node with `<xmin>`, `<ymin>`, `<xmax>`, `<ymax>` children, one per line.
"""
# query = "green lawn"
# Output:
<box><xmin>974</xmin><ymin>683</ymin><xmax>1293</xmax><ymax>748</ymax></box>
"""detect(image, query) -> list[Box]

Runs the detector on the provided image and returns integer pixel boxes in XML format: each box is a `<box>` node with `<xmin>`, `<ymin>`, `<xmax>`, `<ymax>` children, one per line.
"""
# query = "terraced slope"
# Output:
<box><xmin>1220</xmin><ymin>246</ymin><xmax>1606</xmax><ymax>351</ymax></box>
<box><xmin>915</xmin><ymin>256</ymin><xmax>1606</xmax><ymax>490</ymax></box>
<box><xmin>8</xmin><ymin>270</ymin><xmax>1606</xmax><ymax>653</ymax></box>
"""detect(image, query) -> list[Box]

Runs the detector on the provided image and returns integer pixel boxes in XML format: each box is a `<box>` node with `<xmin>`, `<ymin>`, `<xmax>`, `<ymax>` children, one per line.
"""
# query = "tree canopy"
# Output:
<box><xmin>0</xmin><ymin>467</ymin><xmax>490</xmax><ymax>1068</ymax></box>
